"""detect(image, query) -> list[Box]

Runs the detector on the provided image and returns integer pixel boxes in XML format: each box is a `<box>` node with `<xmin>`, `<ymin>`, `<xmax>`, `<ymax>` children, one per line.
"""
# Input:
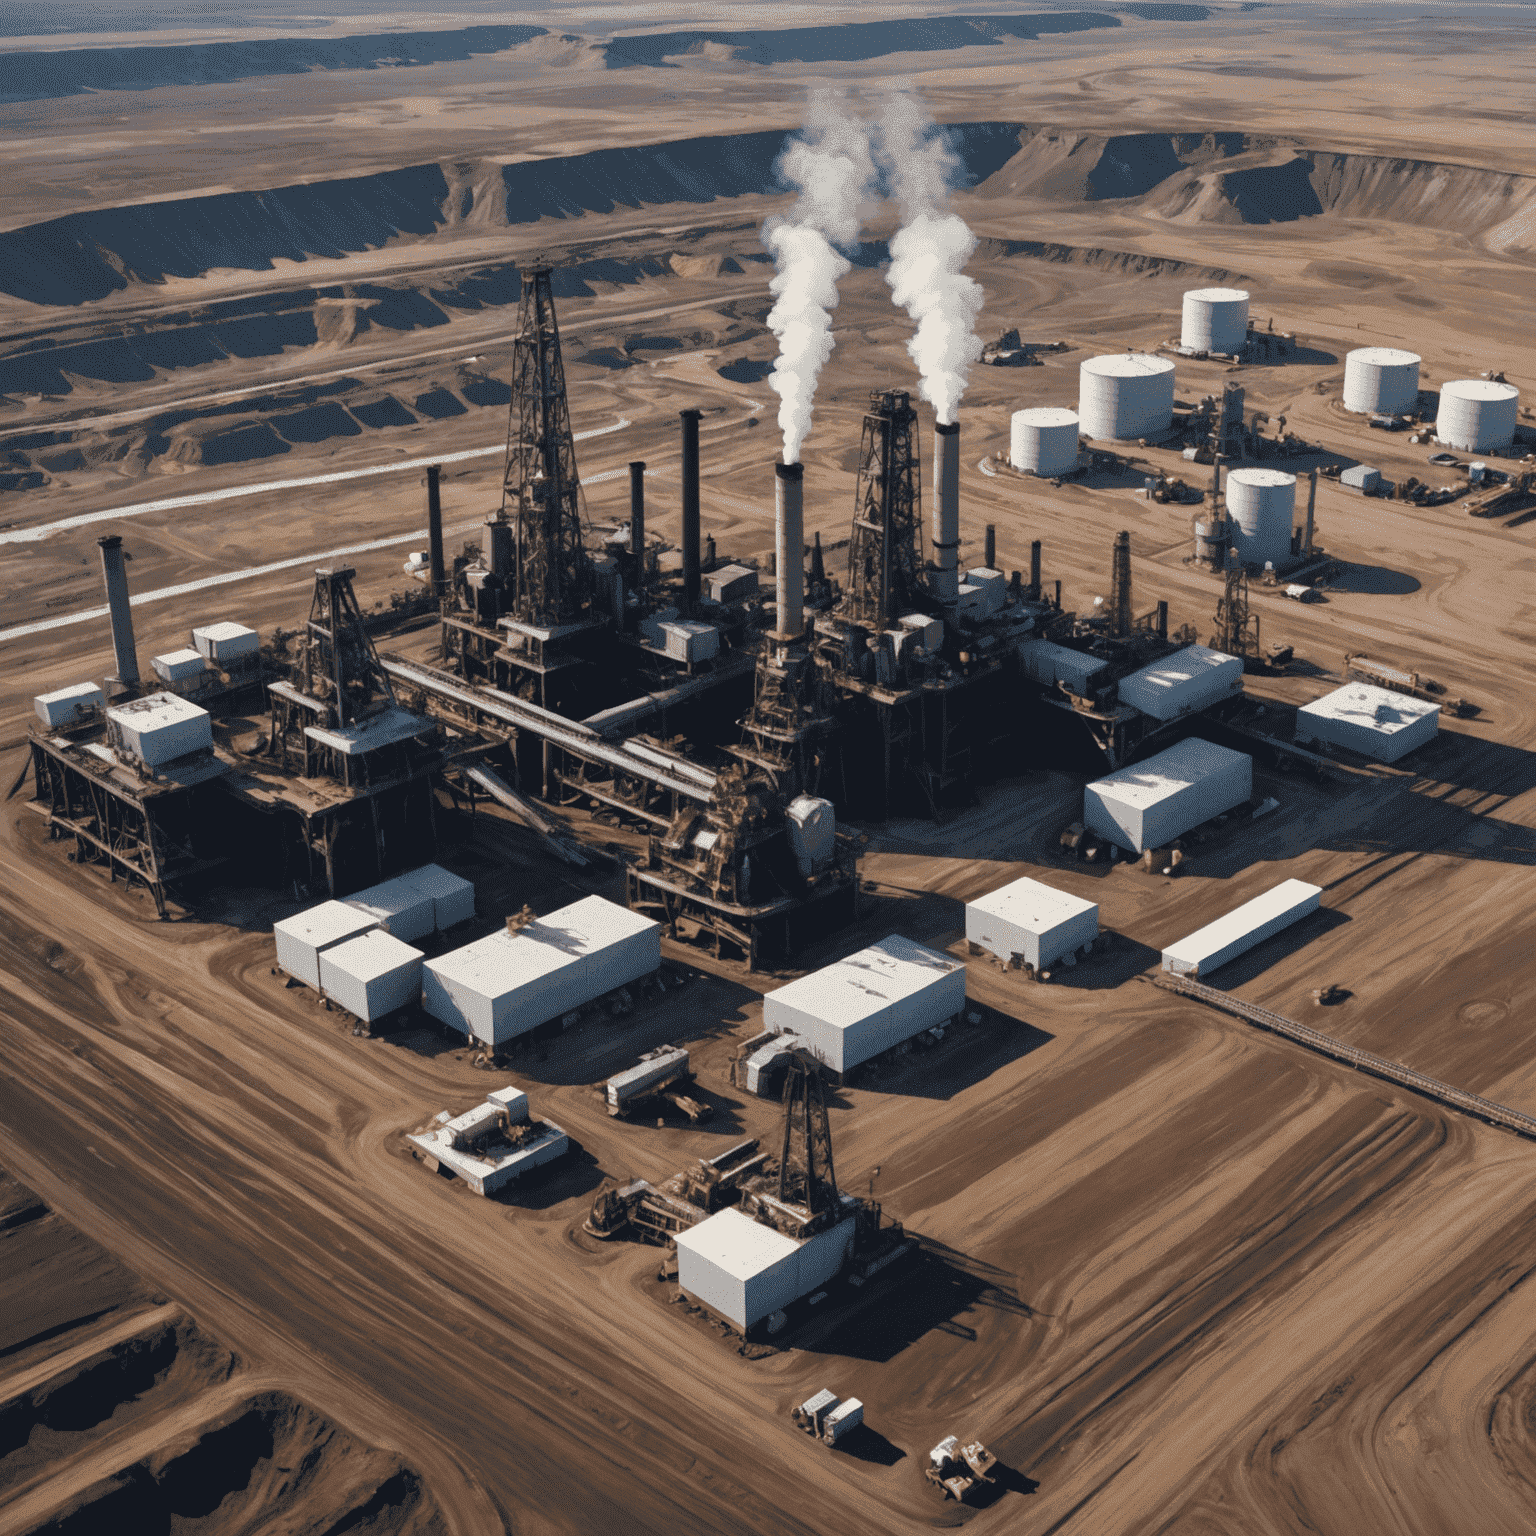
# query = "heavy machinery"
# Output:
<box><xmin>925</xmin><ymin>1435</ymin><xmax>999</xmax><ymax>1501</ymax></box>
<box><xmin>791</xmin><ymin>1390</ymin><xmax>865</xmax><ymax>1445</ymax></box>
<box><xmin>604</xmin><ymin>1044</ymin><xmax>709</xmax><ymax>1122</ymax></box>
<box><xmin>583</xmin><ymin>1137</ymin><xmax>767</xmax><ymax>1242</ymax></box>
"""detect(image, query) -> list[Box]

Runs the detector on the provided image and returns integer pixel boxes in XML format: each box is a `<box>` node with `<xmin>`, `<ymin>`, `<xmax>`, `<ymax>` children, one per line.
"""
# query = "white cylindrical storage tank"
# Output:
<box><xmin>1225</xmin><ymin>468</ymin><xmax>1296</xmax><ymax>569</ymax></box>
<box><xmin>1181</xmin><ymin>287</ymin><xmax>1249</xmax><ymax>354</ymax></box>
<box><xmin>1342</xmin><ymin>347</ymin><xmax>1421</xmax><ymax>414</ymax></box>
<box><xmin>1009</xmin><ymin>407</ymin><xmax>1080</xmax><ymax>476</ymax></box>
<box><xmin>1436</xmin><ymin>379</ymin><xmax>1519</xmax><ymax>451</ymax></box>
<box><xmin>1078</xmin><ymin>354</ymin><xmax>1176</xmax><ymax>441</ymax></box>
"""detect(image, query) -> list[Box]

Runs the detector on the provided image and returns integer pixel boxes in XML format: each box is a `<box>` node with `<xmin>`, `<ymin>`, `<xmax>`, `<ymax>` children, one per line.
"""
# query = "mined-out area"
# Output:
<box><xmin>2</xmin><ymin>4</ymin><xmax>1536</xmax><ymax>1533</ymax></box>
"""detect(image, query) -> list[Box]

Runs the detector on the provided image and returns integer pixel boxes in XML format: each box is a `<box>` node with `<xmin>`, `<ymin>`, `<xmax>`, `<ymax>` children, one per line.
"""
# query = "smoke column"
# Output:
<box><xmin>876</xmin><ymin>90</ymin><xmax>985</xmax><ymax>424</ymax></box>
<box><xmin>763</xmin><ymin>94</ymin><xmax>874</xmax><ymax>463</ymax></box>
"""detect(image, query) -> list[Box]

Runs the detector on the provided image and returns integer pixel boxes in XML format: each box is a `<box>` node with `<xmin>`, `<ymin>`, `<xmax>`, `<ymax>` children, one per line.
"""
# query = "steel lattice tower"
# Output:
<box><xmin>502</xmin><ymin>265</ymin><xmax>591</xmax><ymax>627</ymax></box>
<box><xmin>846</xmin><ymin>389</ymin><xmax>922</xmax><ymax>627</ymax></box>
<box><xmin>777</xmin><ymin>1052</ymin><xmax>839</xmax><ymax>1217</ymax></box>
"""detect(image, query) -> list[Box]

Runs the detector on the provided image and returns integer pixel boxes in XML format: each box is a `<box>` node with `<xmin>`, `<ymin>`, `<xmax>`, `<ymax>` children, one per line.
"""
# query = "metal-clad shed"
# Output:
<box><xmin>343</xmin><ymin>875</ymin><xmax>437</xmax><ymax>943</ymax></box>
<box><xmin>273</xmin><ymin>900</ymin><xmax>379</xmax><ymax>989</ymax></box>
<box><xmin>966</xmin><ymin>877</ymin><xmax>1099</xmax><ymax>970</ymax></box>
<box><xmin>1340</xmin><ymin>464</ymin><xmax>1381</xmax><ymax>493</ymax></box>
<box><xmin>1117</xmin><ymin>644</ymin><xmax>1243</xmax><ymax>722</ymax></box>
<box><xmin>400</xmin><ymin>863</ymin><xmax>476</xmax><ymax>930</ymax></box>
<box><xmin>675</xmin><ymin>1206</ymin><xmax>858</xmax><ymax>1329</ymax></box>
<box><xmin>1017</xmin><ymin>637</ymin><xmax>1109</xmax><ymax>695</ymax></box>
<box><xmin>106</xmin><ymin>692</ymin><xmax>213</xmax><ymax>766</ymax></box>
<box><xmin>1085</xmin><ymin>739</ymin><xmax>1253</xmax><ymax>854</ymax></box>
<box><xmin>318</xmin><ymin>930</ymin><xmax>423</xmax><ymax>1021</ymax></box>
<box><xmin>34</xmin><ymin>683</ymin><xmax>103</xmax><ymax>728</ymax></box>
<box><xmin>1295</xmin><ymin>682</ymin><xmax>1440</xmax><ymax>763</ymax></box>
<box><xmin>762</xmin><ymin>936</ymin><xmax>965</xmax><ymax>1075</ymax></box>
<box><xmin>422</xmin><ymin>895</ymin><xmax>661</xmax><ymax>1047</ymax></box>
<box><xmin>1162</xmin><ymin>879</ymin><xmax>1322</xmax><ymax>977</ymax></box>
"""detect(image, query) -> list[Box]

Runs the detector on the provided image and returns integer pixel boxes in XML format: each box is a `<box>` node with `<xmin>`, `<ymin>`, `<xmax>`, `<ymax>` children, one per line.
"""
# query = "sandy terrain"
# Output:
<box><xmin>2</xmin><ymin>3</ymin><xmax>1536</xmax><ymax>1533</ymax></box>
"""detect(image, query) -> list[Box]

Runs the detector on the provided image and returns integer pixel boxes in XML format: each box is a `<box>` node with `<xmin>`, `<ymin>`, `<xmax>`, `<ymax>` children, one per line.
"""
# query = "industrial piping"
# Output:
<box><xmin>774</xmin><ymin>462</ymin><xmax>805</xmax><ymax>640</ymax></box>
<box><xmin>97</xmin><ymin>534</ymin><xmax>140</xmax><ymax>689</ymax></box>
<box><xmin>680</xmin><ymin>409</ymin><xmax>702</xmax><ymax>614</ymax></box>
<box><xmin>629</xmin><ymin>460</ymin><xmax>646</xmax><ymax>580</ymax></box>
<box><xmin>932</xmin><ymin>421</ymin><xmax>961</xmax><ymax>604</ymax></box>
<box><xmin>427</xmin><ymin>464</ymin><xmax>446</xmax><ymax>599</ymax></box>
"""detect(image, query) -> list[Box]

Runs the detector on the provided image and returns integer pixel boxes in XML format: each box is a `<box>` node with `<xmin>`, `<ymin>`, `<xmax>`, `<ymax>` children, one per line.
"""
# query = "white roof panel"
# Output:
<box><xmin>766</xmin><ymin>936</ymin><xmax>963</xmax><ymax>1031</ymax></box>
<box><xmin>305</xmin><ymin>705</ymin><xmax>432</xmax><ymax>756</ymax></box>
<box><xmin>1298</xmin><ymin>682</ymin><xmax>1440</xmax><ymax>736</ymax></box>
<box><xmin>1163</xmin><ymin>879</ymin><xmax>1322</xmax><ymax>970</ymax></box>
<box><xmin>969</xmin><ymin>876</ymin><xmax>1097</xmax><ymax>933</ymax></box>
<box><xmin>274</xmin><ymin>899</ymin><xmax>378</xmax><ymax>950</ymax></box>
<box><xmin>105</xmin><ymin>691</ymin><xmax>209</xmax><ymax>732</ymax></box>
<box><xmin>321</xmin><ymin>929</ymin><xmax>422</xmax><ymax>984</ymax></box>
<box><xmin>195</xmin><ymin>621</ymin><xmax>257</xmax><ymax>642</ymax></box>
<box><xmin>1088</xmin><ymin>738</ymin><xmax>1251</xmax><ymax>811</ymax></box>
<box><xmin>674</xmin><ymin>1207</ymin><xmax>799</xmax><ymax>1280</ymax></box>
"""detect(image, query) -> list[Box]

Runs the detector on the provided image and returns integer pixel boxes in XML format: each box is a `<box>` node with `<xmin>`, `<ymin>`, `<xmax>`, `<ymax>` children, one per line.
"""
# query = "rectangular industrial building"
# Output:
<box><xmin>1017</xmin><ymin>637</ymin><xmax>1109</xmax><ymax>695</ymax></box>
<box><xmin>762</xmin><ymin>935</ymin><xmax>966</xmax><ymax>1075</ymax></box>
<box><xmin>318</xmin><ymin>930</ymin><xmax>424</xmax><ymax>1021</ymax></box>
<box><xmin>34</xmin><ymin>683</ymin><xmax>103</xmax><ymax>728</ymax></box>
<box><xmin>1085</xmin><ymin>738</ymin><xmax>1253</xmax><ymax>854</ymax></box>
<box><xmin>1162</xmin><ymin>879</ymin><xmax>1323</xmax><ymax>978</ymax></box>
<box><xmin>151</xmin><ymin>649</ymin><xmax>208</xmax><ymax>690</ymax></box>
<box><xmin>966</xmin><ymin>876</ymin><xmax>1099</xmax><ymax>971</ymax></box>
<box><xmin>1294</xmin><ymin>682</ymin><xmax>1440</xmax><ymax>763</ymax></box>
<box><xmin>1117</xmin><ymin>644</ymin><xmax>1243</xmax><ymax>722</ymax></box>
<box><xmin>343</xmin><ymin>875</ymin><xmax>436</xmax><ymax>943</ymax></box>
<box><xmin>273</xmin><ymin>900</ymin><xmax>380</xmax><ymax>989</ymax></box>
<box><xmin>192</xmin><ymin>621</ymin><xmax>260</xmax><ymax>663</ymax></box>
<box><xmin>400</xmin><ymin>863</ymin><xmax>476</xmax><ymax>930</ymax></box>
<box><xmin>105</xmin><ymin>692</ymin><xmax>214</xmax><ymax>767</ymax></box>
<box><xmin>675</xmin><ymin>1206</ymin><xmax>858</xmax><ymax>1330</ymax></box>
<box><xmin>422</xmin><ymin>895</ymin><xmax>661</xmax><ymax>1048</ymax></box>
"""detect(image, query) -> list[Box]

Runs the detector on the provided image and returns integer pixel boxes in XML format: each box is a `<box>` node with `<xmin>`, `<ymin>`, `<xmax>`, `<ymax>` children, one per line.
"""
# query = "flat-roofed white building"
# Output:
<box><xmin>400</xmin><ymin>863</ymin><xmax>476</xmax><ymax>930</ymax></box>
<box><xmin>105</xmin><ymin>692</ymin><xmax>213</xmax><ymax>766</ymax></box>
<box><xmin>1085</xmin><ymin>738</ymin><xmax>1253</xmax><ymax>854</ymax></box>
<box><xmin>273</xmin><ymin>900</ymin><xmax>379</xmax><ymax>989</ymax></box>
<box><xmin>1118</xmin><ymin>644</ymin><xmax>1243</xmax><ymax>722</ymax></box>
<box><xmin>407</xmin><ymin>1086</ymin><xmax>567</xmax><ymax>1195</ymax></box>
<box><xmin>318</xmin><ymin>930</ymin><xmax>423</xmax><ymax>1022</ymax></box>
<box><xmin>763</xmin><ymin>936</ymin><xmax>966</xmax><ymax>1076</ymax></box>
<box><xmin>675</xmin><ymin>1205</ymin><xmax>858</xmax><ymax>1331</ymax></box>
<box><xmin>1295</xmin><ymin>682</ymin><xmax>1439</xmax><ymax>763</ymax></box>
<box><xmin>1162</xmin><ymin>879</ymin><xmax>1323</xmax><ymax>978</ymax></box>
<box><xmin>34</xmin><ymin>683</ymin><xmax>104</xmax><ymax>728</ymax></box>
<box><xmin>423</xmin><ymin>895</ymin><xmax>660</xmax><ymax>1048</ymax></box>
<box><xmin>343</xmin><ymin>875</ymin><xmax>436</xmax><ymax>943</ymax></box>
<box><xmin>966</xmin><ymin>876</ymin><xmax>1099</xmax><ymax>971</ymax></box>
<box><xmin>1017</xmin><ymin>637</ymin><xmax>1109</xmax><ymax>695</ymax></box>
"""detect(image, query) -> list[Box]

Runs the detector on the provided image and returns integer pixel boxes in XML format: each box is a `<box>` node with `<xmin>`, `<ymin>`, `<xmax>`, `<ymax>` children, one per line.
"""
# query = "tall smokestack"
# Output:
<box><xmin>1111</xmin><ymin>530</ymin><xmax>1132</xmax><ymax>637</ymax></box>
<box><xmin>680</xmin><ymin>409</ymin><xmax>701</xmax><ymax>614</ymax></box>
<box><xmin>774</xmin><ymin>462</ymin><xmax>805</xmax><ymax>640</ymax></box>
<box><xmin>1304</xmin><ymin>467</ymin><xmax>1317</xmax><ymax>554</ymax></box>
<box><xmin>932</xmin><ymin>420</ymin><xmax>961</xmax><ymax>604</ymax></box>
<box><xmin>628</xmin><ymin>460</ymin><xmax>646</xmax><ymax>580</ymax></box>
<box><xmin>426</xmin><ymin>464</ymin><xmax>445</xmax><ymax>599</ymax></box>
<box><xmin>1030</xmin><ymin>539</ymin><xmax>1042</xmax><ymax>598</ymax></box>
<box><xmin>810</xmin><ymin>530</ymin><xmax>825</xmax><ymax>586</ymax></box>
<box><xmin>984</xmin><ymin>523</ymin><xmax>996</xmax><ymax>572</ymax></box>
<box><xmin>97</xmin><ymin>534</ymin><xmax>139</xmax><ymax>689</ymax></box>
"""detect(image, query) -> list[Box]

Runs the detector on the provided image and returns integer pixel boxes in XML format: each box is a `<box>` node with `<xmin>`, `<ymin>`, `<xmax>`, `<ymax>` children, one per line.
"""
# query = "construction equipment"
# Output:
<box><xmin>1465</xmin><ymin>468</ymin><xmax>1536</xmax><ymax>519</ymax></box>
<box><xmin>604</xmin><ymin>1044</ymin><xmax>709</xmax><ymax>1122</ymax></box>
<box><xmin>925</xmin><ymin>1435</ymin><xmax>999</xmax><ymax>1501</ymax></box>
<box><xmin>583</xmin><ymin>1138</ymin><xmax>768</xmax><ymax>1242</ymax></box>
<box><xmin>1343</xmin><ymin>652</ymin><xmax>1470</xmax><ymax>714</ymax></box>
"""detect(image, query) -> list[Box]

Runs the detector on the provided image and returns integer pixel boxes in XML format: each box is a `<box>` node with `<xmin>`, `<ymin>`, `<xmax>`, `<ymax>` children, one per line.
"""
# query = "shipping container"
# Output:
<box><xmin>192</xmin><ymin>621</ymin><xmax>260</xmax><ymax>662</ymax></box>
<box><xmin>763</xmin><ymin>936</ymin><xmax>966</xmax><ymax>1075</ymax></box>
<box><xmin>824</xmin><ymin>1400</ymin><xmax>864</xmax><ymax>1444</ymax></box>
<box><xmin>606</xmin><ymin>1046</ymin><xmax>689</xmax><ymax>1111</ymax></box>
<box><xmin>34</xmin><ymin>682</ymin><xmax>103</xmax><ymax>728</ymax></box>
<box><xmin>422</xmin><ymin>895</ymin><xmax>660</xmax><ymax>1048</ymax></box>
<box><xmin>1295</xmin><ymin>682</ymin><xmax>1439</xmax><ymax>763</ymax></box>
<box><xmin>150</xmin><ymin>649</ymin><xmax>208</xmax><ymax>686</ymax></box>
<box><xmin>966</xmin><ymin>876</ymin><xmax>1099</xmax><ymax>970</ymax></box>
<box><xmin>1084</xmin><ymin>738</ymin><xmax>1252</xmax><ymax>854</ymax></box>
<box><xmin>675</xmin><ymin>1206</ymin><xmax>858</xmax><ymax>1329</ymax></box>
<box><xmin>343</xmin><ymin>875</ymin><xmax>436</xmax><ymax>943</ymax></box>
<box><xmin>105</xmin><ymin>692</ymin><xmax>213</xmax><ymax>766</ymax></box>
<box><xmin>1162</xmin><ymin>879</ymin><xmax>1323</xmax><ymax>978</ymax></box>
<box><xmin>318</xmin><ymin>930</ymin><xmax>424</xmax><ymax>1021</ymax></box>
<box><xmin>1017</xmin><ymin>637</ymin><xmax>1109</xmax><ymax>695</ymax></box>
<box><xmin>272</xmin><ymin>900</ymin><xmax>379</xmax><ymax>989</ymax></box>
<box><xmin>1117</xmin><ymin>644</ymin><xmax>1243</xmax><ymax>722</ymax></box>
<box><xmin>400</xmin><ymin>863</ymin><xmax>476</xmax><ymax>930</ymax></box>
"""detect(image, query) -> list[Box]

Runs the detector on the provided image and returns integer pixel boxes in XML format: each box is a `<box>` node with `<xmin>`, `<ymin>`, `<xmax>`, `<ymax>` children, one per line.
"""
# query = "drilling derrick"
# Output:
<box><xmin>504</xmin><ymin>264</ymin><xmax>591</xmax><ymax>629</ymax></box>
<box><xmin>777</xmin><ymin>1052</ymin><xmax>838</xmax><ymax>1218</ymax></box>
<box><xmin>286</xmin><ymin>567</ymin><xmax>397</xmax><ymax>731</ymax></box>
<box><xmin>1211</xmin><ymin>549</ymin><xmax>1261</xmax><ymax>665</ymax></box>
<box><xmin>846</xmin><ymin>390</ymin><xmax>923</xmax><ymax>627</ymax></box>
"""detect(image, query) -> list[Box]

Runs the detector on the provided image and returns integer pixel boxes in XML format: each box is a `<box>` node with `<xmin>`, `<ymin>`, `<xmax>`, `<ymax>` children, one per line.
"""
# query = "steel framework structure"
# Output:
<box><xmin>846</xmin><ymin>390</ymin><xmax>923</xmax><ymax>627</ymax></box>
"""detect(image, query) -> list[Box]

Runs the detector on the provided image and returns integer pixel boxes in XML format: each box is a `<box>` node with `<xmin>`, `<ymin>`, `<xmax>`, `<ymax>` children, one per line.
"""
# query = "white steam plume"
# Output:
<box><xmin>763</xmin><ymin>94</ymin><xmax>874</xmax><ymax>464</ymax></box>
<box><xmin>876</xmin><ymin>90</ymin><xmax>985</xmax><ymax>424</ymax></box>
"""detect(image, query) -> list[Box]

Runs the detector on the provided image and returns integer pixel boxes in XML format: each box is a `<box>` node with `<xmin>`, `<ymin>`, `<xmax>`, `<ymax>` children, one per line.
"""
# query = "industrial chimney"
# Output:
<box><xmin>932</xmin><ymin>421</ymin><xmax>961</xmax><ymax>604</ymax></box>
<box><xmin>628</xmin><ymin>460</ymin><xmax>646</xmax><ymax>581</ymax></box>
<box><xmin>97</xmin><ymin>534</ymin><xmax>140</xmax><ymax>690</ymax></box>
<box><xmin>426</xmin><ymin>464</ymin><xmax>446</xmax><ymax>599</ymax></box>
<box><xmin>774</xmin><ymin>462</ymin><xmax>805</xmax><ymax>640</ymax></box>
<box><xmin>680</xmin><ymin>409</ymin><xmax>702</xmax><ymax>614</ymax></box>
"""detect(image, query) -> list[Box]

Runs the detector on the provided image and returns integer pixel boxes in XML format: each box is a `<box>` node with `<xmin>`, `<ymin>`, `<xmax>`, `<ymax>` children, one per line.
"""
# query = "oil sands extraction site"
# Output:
<box><xmin>2</xmin><ymin>5</ymin><xmax>1536</xmax><ymax>1534</ymax></box>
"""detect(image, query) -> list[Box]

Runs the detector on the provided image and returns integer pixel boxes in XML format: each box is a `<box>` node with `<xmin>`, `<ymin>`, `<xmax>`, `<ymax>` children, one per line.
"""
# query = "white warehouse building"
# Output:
<box><xmin>675</xmin><ymin>1204</ymin><xmax>859</xmax><ymax>1332</ymax></box>
<box><xmin>1295</xmin><ymin>682</ymin><xmax>1440</xmax><ymax>763</ymax></box>
<box><xmin>1117</xmin><ymin>644</ymin><xmax>1244</xmax><ymax>722</ymax></box>
<box><xmin>763</xmin><ymin>935</ymin><xmax>966</xmax><ymax>1077</ymax></box>
<box><xmin>1162</xmin><ymin>879</ymin><xmax>1323</xmax><ymax>979</ymax></box>
<box><xmin>1085</xmin><ymin>738</ymin><xmax>1253</xmax><ymax>854</ymax></box>
<box><xmin>966</xmin><ymin>876</ymin><xmax>1098</xmax><ymax>972</ymax></box>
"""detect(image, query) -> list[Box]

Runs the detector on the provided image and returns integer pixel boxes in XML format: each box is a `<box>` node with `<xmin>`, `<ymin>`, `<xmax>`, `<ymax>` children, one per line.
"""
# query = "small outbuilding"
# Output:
<box><xmin>1162</xmin><ymin>879</ymin><xmax>1323</xmax><ymax>978</ymax></box>
<box><xmin>273</xmin><ymin>900</ymin><xmax>380</xmax><ymax>990</ymax></box>
<box><xmin>966</xmin><ymin>876</ymin><xmax>1099</xmax><ymax>972</ymax></box>
<box><xmin>1085</xmin><ymin>738</ymin><xmax>1253</xmax><ymax>854</ymax></box>
<box><xmin>105</xmin><ymin>692</ymin><xmax>213</xmax><ymax>766</ymax></box>
<box><xmin>1294</xmin><ymin>682</ymin><xmax>1440</xmax><ymax>763</ymax></box>
<box><xmin>34</xmin><ymin>683</ymin><xmax>104</xmax><ymax>729</ymax></box>
<box><xmin>343</xmin><ymin>874</ymin><xmax>437</xmax><ymax>943</ymax></box>
<box><xmin>1117</xmin><ymin>644</ymin><xmax>1243</xmax><ymax>722</ymax></box>
<box><xmin>318</xmin><ymin>929</ymin><xmax>424</xmax><ymax>1022</ymax></box>
<box><xmin>400</xmin><ymin>863</ymin><xmax>476</xmax><ymax>931</ymax></box>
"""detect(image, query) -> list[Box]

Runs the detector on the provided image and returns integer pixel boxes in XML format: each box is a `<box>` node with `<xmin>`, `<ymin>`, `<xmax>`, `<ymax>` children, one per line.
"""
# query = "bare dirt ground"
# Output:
<box><xmin>3</xmin><ymin>4</ymin><xmax>1536</xmax><ymax>1533</ymax></box>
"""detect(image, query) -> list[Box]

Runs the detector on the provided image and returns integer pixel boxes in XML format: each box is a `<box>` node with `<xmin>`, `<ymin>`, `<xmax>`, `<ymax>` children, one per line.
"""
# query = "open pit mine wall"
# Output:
<box><xmin>6</xmin><ymin>125</ymin><xmax>1534</xmax><ymax>313</ymax></box>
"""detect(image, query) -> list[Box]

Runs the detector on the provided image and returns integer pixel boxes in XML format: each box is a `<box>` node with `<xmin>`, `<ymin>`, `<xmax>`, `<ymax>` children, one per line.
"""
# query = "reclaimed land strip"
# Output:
<box><xmin>1153</xmin><ymin>974</ymin><xmax>1536</xmax><ymax>1140</ymax></box>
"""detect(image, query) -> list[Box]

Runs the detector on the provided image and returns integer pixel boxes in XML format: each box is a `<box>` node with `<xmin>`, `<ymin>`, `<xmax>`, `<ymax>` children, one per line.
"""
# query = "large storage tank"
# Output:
<box><xmin>1181</xmin><ymin>287</ymin><xmax>1250</xmax><ymax>354</ymax></box>
<box><xmin>1078</xmin><ymin>354</ymin><xmax>1176</xmax><ymax>441</ymax></box>
<box><xmin>1342</xmin><ymin>347</ymin><xmax>1421</xmax><ymax>414</ymax></box>
<box><xmin>1010</xmin><ymin>407</ymin><xmax>1080</xmax><ymax>475</ymax></box>
<box><xmin>1225</xmin><ymin>467</ymin><xmax>1296</xmax><ymax>568</ymax></box>
<box><xmin>1436</xmin><ymin>379</ymin><xmax>1519</xmax><ymax>450</ymax></box>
